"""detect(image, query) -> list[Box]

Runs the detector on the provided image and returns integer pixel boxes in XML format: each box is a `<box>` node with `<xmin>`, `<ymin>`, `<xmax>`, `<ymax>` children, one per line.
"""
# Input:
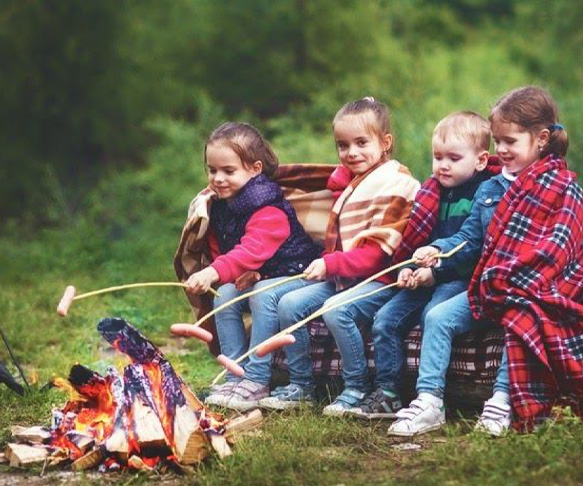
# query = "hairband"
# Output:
<box><xmin>550</xmin><ymin>123</ymin><xmax>565</xmax><ymax>131</ymax></box>
<box><xmin>363</xmin><ymin>96</ymin><xmax>375</xmax><ymax>103</ymax></box>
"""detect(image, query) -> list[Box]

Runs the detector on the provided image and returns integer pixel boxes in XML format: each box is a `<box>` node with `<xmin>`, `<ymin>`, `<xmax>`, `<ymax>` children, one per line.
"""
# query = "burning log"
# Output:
<box><xmin>72</xmin><ymin>447</ymin><xmax>104</xmax><ymax>471</ymax></box>
<box><xmin>10</xmin><ymin>426</ymin><xmax>51</xmax><ymax>444</ymax></box>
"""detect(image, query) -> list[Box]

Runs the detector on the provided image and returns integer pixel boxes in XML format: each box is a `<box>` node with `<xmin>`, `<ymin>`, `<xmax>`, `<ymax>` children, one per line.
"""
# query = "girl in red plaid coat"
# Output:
<box><xmin>390</xmin><ymin>86</ymin><xmax>580</xmax><ymax>436</ymax></box>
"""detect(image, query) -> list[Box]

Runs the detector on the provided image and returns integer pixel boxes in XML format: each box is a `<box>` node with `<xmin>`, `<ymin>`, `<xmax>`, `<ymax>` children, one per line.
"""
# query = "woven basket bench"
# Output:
<box><xmin>272</xmin><ymin>318</ymin><xmax>504</xmax><ymax>408</ymax></box>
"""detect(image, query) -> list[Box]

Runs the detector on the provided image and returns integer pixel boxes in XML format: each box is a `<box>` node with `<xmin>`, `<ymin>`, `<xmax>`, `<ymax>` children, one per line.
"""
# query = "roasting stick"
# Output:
<box><xmin>210</xmin><ymin>241</ymin><xmax>467</xmax><ymax>385</ymax></box>
<box><xmin>57</xmin><ymin>282</ymin><xmax>220</xmax><ymax>317</ymax></box>
<box><xmin>170</xmin><ymin>273</ymin><xmax>308</xmax><ymax>342</ymax></box>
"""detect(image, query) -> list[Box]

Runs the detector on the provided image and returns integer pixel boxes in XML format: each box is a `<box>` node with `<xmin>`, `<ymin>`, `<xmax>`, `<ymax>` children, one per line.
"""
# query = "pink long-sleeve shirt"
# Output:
<box><xmin>208</xmin><ymin>206</ymin><xmax>291</xmax><ymax>283</ymax></box>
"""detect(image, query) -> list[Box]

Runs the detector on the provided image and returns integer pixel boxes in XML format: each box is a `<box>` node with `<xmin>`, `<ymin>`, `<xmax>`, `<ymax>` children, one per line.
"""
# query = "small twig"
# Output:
<box><xmin>209</xmin><ymin>241</ymin><xmax>468</xmax><ymax>386</ymax></box>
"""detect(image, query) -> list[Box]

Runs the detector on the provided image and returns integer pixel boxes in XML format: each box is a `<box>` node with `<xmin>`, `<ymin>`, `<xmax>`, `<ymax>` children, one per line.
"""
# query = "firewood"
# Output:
<box><xmin>127</xmin><ymin>455</ymin><xmax>154</xmax><ymax>471</ymax></box>
<box><xmin>104</xmin><ymin>426</ymin><xmax>129</xmax><ymax>460</ymax></box>
<box><xmin>224</xmin><ymin>409</ymin><xmax>263</xmax><ymax>443</ymax></box>
<box><xmin>173</xmin><ymin>405</ymin><xmax>209</xmax><ymax>464</ymax></box>
<box><xmin>72</xmin><ymin>447</ymin><xmax>104</xmax><ymax>471</ymax></box>
<box><xmin>180</xmin><ymin>383</ymin><xmax>204</xmax><ymax>411</ymax></box>
<box><xmin>132</xmin><ymin>399</ymin><xmax>168</xmax><ymax>451</ymax></box>
<box><xmin>65</xmin><ymin>431</ymin><xmax>95</xmax><ymax>455</ymax></box>
<box><xmin>10</xmin><ymin>425</ymin><xmax>51</xmax><ymax>443</ymax></box>
<box><xmin>209</xmin><ymin>434</ymin><xmax>232</xmax><ymax>459</ymax></box>
<box><xmin>5</xmin><ymin>443</ymin><xmax>49</xmax><ymax>467</ymax></box>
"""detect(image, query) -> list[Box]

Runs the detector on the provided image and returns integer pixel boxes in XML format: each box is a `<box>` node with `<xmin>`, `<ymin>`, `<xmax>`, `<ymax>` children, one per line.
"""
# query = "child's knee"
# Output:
<box><xmin>214</xmin><ymin>283</ymin><xmax>239</xmax><ymax>307</ymax></box>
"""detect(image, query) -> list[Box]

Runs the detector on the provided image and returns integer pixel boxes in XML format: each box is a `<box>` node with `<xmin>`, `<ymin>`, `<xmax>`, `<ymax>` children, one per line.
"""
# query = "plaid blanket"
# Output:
<box><xmin>324</xmin><ymin>159</ymin><xmax>419</xmax><ymax>287</ymax></box>
<box><xmin>174</xmin><ymin>164</ymin><xmax>336</xmax><ymax>355</ymax></box>
<box><xmin>391</xmin><ymin>156</ymin><xmax>502</xmax><ymax>272</ymax></box>
<box><xmin>468</xmin><ymin>155</ymin><xmax>583</xmax><ymax>427</ymax></box>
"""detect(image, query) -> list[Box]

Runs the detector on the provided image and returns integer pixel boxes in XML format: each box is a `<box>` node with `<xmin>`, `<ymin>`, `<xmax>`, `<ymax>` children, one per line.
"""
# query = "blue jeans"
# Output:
<box><xmin>278</xmin><ymin>281</ymin><xmax>337</xmax><ymax>388</ymax></box>
<box><xmin>372</xmin><ymin>279</ymin><xmax>469</xmax><ymax>393</ymax></box>
<box><xmin>416</xmin><ymin>291</ymin><xmax>510</xmax><ymax>398</ymax></box>
<box><xmin>279</xmin><ymin>281</ymin><xmax>397</xmax><ymax>391</ymax></box>
<box><xmin>214</xmin><ymin>277</ymin><xmax>315</xmax><ymax>384</ymax></box>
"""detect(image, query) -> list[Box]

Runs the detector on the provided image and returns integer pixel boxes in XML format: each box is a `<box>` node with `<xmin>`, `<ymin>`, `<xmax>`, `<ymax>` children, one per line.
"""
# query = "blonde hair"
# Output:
<box><xmin>204</xmin><ymin>122</ymin><xmax>279</xmax><ymax>178</ymax></box>
<box><xmin>433</xmin><ymin>111</ymin><xmax>490</xmax><ymax>152</ymax></box>
<box><xmin>489</xmin><ymin>86</ymin><xmax>568</xmax><ymax>158</ymax></box>
<box><xmin>333</xmin><ymin>97</ymin><xmax>393</xmax><ymax>155</ymax></box>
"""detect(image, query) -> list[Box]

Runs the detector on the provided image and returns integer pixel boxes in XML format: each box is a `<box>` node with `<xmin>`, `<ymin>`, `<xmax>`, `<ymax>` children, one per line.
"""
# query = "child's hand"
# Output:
<box><xmin>304</xmin><ymin>258</ymin><xmax>327</xmax><ymax>280</ymax></box>
<box><xmin>397</xmin><ymin>268</ymin><xmax>415</xmax><ymax>288</ymax></box>
<box><xmin>412</xmin><ymin>267</ymin><xmax>435</xmax><ymax>288</ymax></box>
<box><xmin>235</xmin><ymin>271</ymin><xmax>261</xmax><ymax>291</ymax></box>
<box><xmin>185</xmin><ymin>267</ymin><xmax>219</xmax><ymax>295</ymax></box>
<box><xmin>412</xmin><ymin>246</ymin><xmax>440</xmax><ymax>267</ymax></box>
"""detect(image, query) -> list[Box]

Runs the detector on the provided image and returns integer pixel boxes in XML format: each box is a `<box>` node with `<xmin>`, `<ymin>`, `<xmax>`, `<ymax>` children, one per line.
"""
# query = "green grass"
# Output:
<box><xmin>1</xmin><ymin>119</ymin><xmax>583</xmax><ymax>485</ymax></box>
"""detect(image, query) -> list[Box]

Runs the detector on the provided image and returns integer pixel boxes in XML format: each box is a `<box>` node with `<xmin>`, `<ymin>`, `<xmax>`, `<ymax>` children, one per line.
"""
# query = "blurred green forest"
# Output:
<box><xmin>1</xmin><ymin>0</ymin><xmax>583</xmax><ymax>228</ymax></box>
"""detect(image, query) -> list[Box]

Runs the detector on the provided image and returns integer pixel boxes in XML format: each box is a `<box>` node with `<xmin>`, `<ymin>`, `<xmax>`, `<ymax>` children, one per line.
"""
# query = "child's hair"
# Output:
<box><xmin>433</xmin><ymin>111</ymin><xmax>490</xmax><ymax>152</ymax></box>
<box><xmin>489</xmin><ymin>86</ymin><xmax>568</xmax><ymax>158</ymax></box>
<box><xmin>333</xmin><ymin>97</ymin><xmax>393</xmax><ymax>155</ymax></box>
<box><xmin>204</xmin><ymin>122</ymin><xmax>279</xmax><ymax>177</ymax></box>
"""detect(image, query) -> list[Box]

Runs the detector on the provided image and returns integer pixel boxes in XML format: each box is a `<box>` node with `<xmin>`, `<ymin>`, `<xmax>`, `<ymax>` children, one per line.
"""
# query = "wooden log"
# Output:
<box><xmin>5</xmin><ymin>443</ymin><xmax>49</xmax><ymax>467</ymax></box>
<box><xmin>104</xmin><ymin>426</ymin><xmax>129</xmax><ymax>461</ymax></box>
<box><xmin>65</xmin><ymin>431</ymin><xmax>95</xmax><ymax>455</ymax></box>
<box><xmin>10</xmin><ymin>425</ymin><xmax>51</xmax><ymax>443</ymax></box>
<box><xmin>209</xmin><ymin>435</ymin><xmax>232</xmax><ymax>459</ymax></box>
<box><xmin>132</xmin><ymin>399</ymin><xmax>168</xmax><ymax>452</ymax></box>
<box><xmin>127</xmin><ymin>455</ymin><xmax>154</xmax><ymax>471</ymax></box>
<box><xmin>72</xmin><ymin>447</ymin><xmax>104</xmax><ymax>471</ymax></box>
<box><xmin>224</xmin><ymin>409</ymin><xmax>263</xmax><ymax>443</ymax></box>
<box><xmin>173</xmin><ymin>405</ymin><xmax>209</xmax><ymax>464</ymax></box>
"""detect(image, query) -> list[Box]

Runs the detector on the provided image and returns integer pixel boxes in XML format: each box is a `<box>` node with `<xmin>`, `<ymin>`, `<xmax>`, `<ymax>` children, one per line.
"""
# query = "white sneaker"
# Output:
<box><xmin>388</xmin><ymin>397</ymin><xmax>445</xmax><ymax>436</ymax></box>
<box><xmin>474</xmin><ymin>397</ymin><xmax>512</xmax><ymax>436</ymax></box>
<box><xmin>204</xmin><ymin>381</ymin><xmax>238</xmax><ymax>407</ymax></box>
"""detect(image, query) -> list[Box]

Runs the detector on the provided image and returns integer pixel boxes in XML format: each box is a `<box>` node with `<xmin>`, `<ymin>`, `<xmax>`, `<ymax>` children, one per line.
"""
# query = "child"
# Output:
<box><xmin>354</xmin><ymin>111</ymin><xmax>495</xmax><ymax>419</ymax></box>
<box><xmin>389</xmin><ymin>86</ymin><xmax>581</xmax><ymax>436</ymax></box>
<box><xmin>260</xmin><ymin>97</ymin><xmax>420</xmax><ymax>413</ymax></box>
<box><xmin>184</xmin><ymin>122</ymin><xmax>322</xmax><ymax>411</ymax></box>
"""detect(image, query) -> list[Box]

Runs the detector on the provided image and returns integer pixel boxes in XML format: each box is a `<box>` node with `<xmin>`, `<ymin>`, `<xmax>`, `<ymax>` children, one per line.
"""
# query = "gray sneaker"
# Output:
<box><xmin>354</xmin><ymin>388</ymin><xmax>402</xmax><ymax>419</ymax></box>
<box><xmin>224</xmin><ymin>379</ymin><xmax>269</xmax><ymax>411</ymax></box>
<box><xmin>259</xmin><ymin>383</ymin><xmax>315</xmax><ymax>410</ymax></box>
<box><xmin>322</xmin><ymin>388</ymin><xmax>366</xmax><ymax>417</ymax></box>
<box><xmin>205</xmin><ymin>381</ymin><xmax>238</xmax><ymax>407</ymax></box>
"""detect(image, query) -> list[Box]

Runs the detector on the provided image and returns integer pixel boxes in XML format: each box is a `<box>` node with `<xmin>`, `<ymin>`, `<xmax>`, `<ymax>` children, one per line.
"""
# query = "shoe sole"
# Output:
<box><xmin>205</xmin><ymin>396</ymin><xmax>231</xmax><ymax>407</ymax></box>
<box><xmin>387</xmin><ymin>421</ymin><xmax>445</xmax><ymax>437</ymax></box>
<box><xmin>258</xmin><ymin>399</ymin><xmax>314</xmax><ymax>410</ymax></box>
<box><xmin>223</xmin><ymin>399</ymin><xmax>263</xmax><ymax>412</ymax></box>
<box><xmin>355</xmin><ymin>411</ymin><xmax>399</xmax><ymax>419</ymax></box>
<box><xmin>322</xmin><ymin>407</ymin><xmax>360</xmax><ymax>417</ymax></box>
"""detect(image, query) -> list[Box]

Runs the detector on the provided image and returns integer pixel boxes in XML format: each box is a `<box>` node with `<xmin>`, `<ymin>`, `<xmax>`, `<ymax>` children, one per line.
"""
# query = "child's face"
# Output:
<box><xmin>491</xmin><ymin>121</ymin><xmax>544</xmax><ymax>175</ymax></box>
<box><xmin>205</xmin><ymin>142</ymin><xmax>262</xmax><ymax>200</ymax></box>
<box><xmin>333</xmin><ymin>115</ymin><xmax>391</xmax><ymax>176</ymax></box>
<box><xmin>432</xmin><ymin>136</ymin><xmax>488</xmax><ymax>188</ymax></box>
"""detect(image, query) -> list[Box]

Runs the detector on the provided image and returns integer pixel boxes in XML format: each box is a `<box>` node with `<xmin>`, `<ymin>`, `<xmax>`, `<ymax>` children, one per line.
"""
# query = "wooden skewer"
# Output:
<box><xmin>210</xmin><ymin>241</ymin><xmax>467</xmax><ymax>385</ymax></box>
<box><xmin>188</xmin><ymin>273</ymin><xmax>308</xmax><ymax>329</ymax></box>
<box><xmin>57</xmin><ymin>282</ymin><xmax>220</xmax><ymax>317</ymax></box>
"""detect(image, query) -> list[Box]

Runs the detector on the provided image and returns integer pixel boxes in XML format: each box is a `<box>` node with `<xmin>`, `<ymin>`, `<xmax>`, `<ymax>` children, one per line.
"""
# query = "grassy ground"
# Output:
<box><xmin>2</xmin><ymin>123</ymin><xmax>583</xmax><ymax>485</ymax></box>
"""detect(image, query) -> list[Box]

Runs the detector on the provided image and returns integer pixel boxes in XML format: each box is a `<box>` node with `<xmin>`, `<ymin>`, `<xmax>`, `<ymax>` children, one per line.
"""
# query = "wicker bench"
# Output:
<box><xmin>272</xmin><ymin>318</ymin><xmax>504</xmax><ymax>408</ymax></box>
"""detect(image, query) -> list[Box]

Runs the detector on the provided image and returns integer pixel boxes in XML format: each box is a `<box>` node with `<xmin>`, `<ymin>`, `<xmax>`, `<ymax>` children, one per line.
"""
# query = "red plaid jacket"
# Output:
<box><xmin>469</xmin><ymin>155</ymin><xmax>583</xmax><ymax>428</ymax></box>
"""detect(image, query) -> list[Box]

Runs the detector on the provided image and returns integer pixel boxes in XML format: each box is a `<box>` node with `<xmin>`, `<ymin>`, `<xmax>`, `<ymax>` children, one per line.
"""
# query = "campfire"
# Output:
<box><xmin>3</xmin><ymin>318</ymin><xmax>262</xmax><ymax>471</ymax></box>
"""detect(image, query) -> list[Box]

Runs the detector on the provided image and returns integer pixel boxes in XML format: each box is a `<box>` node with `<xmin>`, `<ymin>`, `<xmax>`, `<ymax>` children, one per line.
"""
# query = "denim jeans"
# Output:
<box><xmin>416</xmin><ymin>290</ymin><xmax>510</xmax><ymax>398</ymax></box>
<box><xmin>279</xmin><ymin>281</ymin><xmax>397</xmax><ymax>391</ymax></box>
<box><xmin>278</xmin><ymin>281</ymin><xmax>337</xmax><ymax>388</ymax></box>
<box><xmin>214</xmin><ymin>276</ymin><xmax>315</xmax><ymax>384</ymax></box>
<box><xmin>372</xmin><ymin>279</ymin><xmax>469</xmax><ymax>393</ymax></box>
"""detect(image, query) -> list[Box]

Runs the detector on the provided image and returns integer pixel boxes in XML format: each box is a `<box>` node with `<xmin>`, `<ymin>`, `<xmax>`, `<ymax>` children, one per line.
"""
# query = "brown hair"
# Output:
<box><xmin>204</xmin><ymin>122</ymin><xmax>279</xmax><ymax>177</ymax></box>
<box><xmin>333</xmin><ymin>97</ymin><xmax>393</xmax><ymax>155</ymax></box>
<box><xmin>489</xmin><ymin>86</ymin><xmax>568</xmax><ymax>158</ymax></box>
<box><xmin>433</xmin><ymin>111</ymin><xmax>490</xmax><ymax>152</ymax></box>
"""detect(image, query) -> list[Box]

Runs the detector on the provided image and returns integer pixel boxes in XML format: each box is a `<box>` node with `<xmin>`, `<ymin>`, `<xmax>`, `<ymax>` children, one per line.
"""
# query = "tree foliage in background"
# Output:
<box><xmin>1</xmin><ymin>0</ymin><xmax>582</xmax><ymax>225</ymax></box>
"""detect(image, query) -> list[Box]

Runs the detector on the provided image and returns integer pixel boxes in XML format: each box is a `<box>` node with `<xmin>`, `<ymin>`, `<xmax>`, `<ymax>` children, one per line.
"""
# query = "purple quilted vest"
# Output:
<box><xmin>210</xmin><ymin>174</ymin><xmax>322</xmax><ymax>278</ymax></box>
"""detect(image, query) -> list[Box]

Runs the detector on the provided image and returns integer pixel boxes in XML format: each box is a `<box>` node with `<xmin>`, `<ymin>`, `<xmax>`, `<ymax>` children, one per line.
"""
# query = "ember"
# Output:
<box><xmin>4</xmin><ymin>318</ymin><xmax>263</xmax><ymax>471</ymax></box>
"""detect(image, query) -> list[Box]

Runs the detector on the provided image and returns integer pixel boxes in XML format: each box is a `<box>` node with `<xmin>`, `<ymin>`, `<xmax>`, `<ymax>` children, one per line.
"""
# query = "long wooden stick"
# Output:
<box><xmin>75</xmin><ymin>282</ymin><xmax>220</xmax><ymax>300</ymax></box>
<box><xmin>210</xmin><ymin>241</ymin><xmax>467</xmax><ymax>385</ymax></box>
<box><xmin>190</xmin><ymin>273</ymin><xmax>307</xmax><ymax>328</ymax></box>
<box><xmin>57</xmin><ymin>281</ymin><xmax>219</xmax><ymax>316</ymax></box>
